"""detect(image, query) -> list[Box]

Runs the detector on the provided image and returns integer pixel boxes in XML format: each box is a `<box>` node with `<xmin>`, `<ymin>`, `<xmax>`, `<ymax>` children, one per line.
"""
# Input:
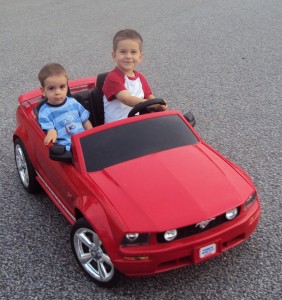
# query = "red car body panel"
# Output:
<box><xmin>88</xmin><ymin>143</ymin><xmax>254</xmax><ymax>231</ymax></box>
<box><xmin>13</xmin><ymin>77</ymin><xmax>260</xmax><ymax>277</ymax></box>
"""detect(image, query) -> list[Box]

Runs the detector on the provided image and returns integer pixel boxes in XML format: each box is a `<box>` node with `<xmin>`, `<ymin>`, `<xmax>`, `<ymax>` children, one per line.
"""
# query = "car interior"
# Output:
<box><xmin>33</xmin><ymin>72</ymin><xmax>196</xmax><ymax>162</ymax></box>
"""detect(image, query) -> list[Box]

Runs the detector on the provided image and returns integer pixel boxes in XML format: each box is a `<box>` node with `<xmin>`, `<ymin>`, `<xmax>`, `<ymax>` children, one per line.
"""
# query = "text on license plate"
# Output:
<box><xmin>199</xmin><ymin>243</ymin><xmax>216</xmax><ymax>258</ymax></box>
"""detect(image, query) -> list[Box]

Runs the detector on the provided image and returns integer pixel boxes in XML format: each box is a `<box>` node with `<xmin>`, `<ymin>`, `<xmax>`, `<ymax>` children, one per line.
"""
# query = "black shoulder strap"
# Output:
<box><xmin>96</xmin><ymin>72</ymin><xmax>109</xmax><ymax>93</ymax></box>
<box><xmin>89</xmin><ymin>72</ymin><xmax>109</xmax><ymax>126</ymax></box>
<box><xmin>33</xmin><ymin>98</ymin><xmax>48</xmax><ymax>117</ymax></box>
<box><xmin>67</xmin><ymin>86</ymin><xmax>71</xmax><ymax>97</ymax></box>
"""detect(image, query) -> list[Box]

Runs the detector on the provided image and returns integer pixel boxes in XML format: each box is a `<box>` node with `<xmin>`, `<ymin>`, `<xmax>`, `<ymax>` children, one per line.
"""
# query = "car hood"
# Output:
<box><xmin>88</xmin><ymin>143</ymin><xmax>253</xmax><ymax>231</ymax></box>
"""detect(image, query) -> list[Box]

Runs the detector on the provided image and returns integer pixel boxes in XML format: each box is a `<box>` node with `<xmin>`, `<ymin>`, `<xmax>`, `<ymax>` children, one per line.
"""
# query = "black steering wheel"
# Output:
<box><xmin>127</xmin><ymin>98</ymin><xmax>166</xmax><ymax>118</ymax></box>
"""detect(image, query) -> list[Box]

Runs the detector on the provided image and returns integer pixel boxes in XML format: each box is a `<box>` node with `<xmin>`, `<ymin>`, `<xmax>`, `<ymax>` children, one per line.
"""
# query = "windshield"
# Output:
<box><xmin>80</xmin><ymin>115</ymin><xmax>198</xmax><ymax>172</ymax></box>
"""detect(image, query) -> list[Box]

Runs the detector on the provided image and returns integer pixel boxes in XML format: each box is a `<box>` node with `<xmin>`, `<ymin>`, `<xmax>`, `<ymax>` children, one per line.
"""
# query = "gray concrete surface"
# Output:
<box><xmin>1</xmin><ymin>0</ymin><xmax>281</xmax><ymax>299</ymax></box>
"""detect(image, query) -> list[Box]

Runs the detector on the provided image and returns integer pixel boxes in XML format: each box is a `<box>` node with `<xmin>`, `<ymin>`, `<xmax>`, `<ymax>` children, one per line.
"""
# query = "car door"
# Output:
<box><xmin>32</xmin><ymin>134</ymin><xmax>81</xmax><ymax>219</ymax></box>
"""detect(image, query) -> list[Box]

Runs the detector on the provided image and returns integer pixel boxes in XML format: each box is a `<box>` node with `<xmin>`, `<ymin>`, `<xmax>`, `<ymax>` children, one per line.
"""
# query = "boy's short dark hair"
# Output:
<box><xmin>38</xmin><ymin>63</ymin><xmax>68</xmax><ymax>87</ymax></box>
<box><xmin>113</xmin><ymin>29</ymin><xmax>143</xmax><ymax>51</ymax></box>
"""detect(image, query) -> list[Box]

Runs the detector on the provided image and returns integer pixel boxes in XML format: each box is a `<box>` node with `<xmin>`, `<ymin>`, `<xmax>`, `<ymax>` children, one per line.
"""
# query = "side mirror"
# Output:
<box><xmin>184</xmin><ymin>112</ymin><xmax>196</xmax><ymax>127</ymax></box>
<box><xmin>49</xmin><ymin>145</ymin><xmax>72</xmax><ymax>162</ymax></box>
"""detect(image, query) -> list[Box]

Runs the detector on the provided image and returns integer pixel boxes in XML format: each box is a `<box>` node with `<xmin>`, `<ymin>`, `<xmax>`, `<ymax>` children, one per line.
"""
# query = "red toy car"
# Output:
<box><xmin>13</xmin><ymin>76</ymin><xmax>260</xmax><ymax>287</ymax></box>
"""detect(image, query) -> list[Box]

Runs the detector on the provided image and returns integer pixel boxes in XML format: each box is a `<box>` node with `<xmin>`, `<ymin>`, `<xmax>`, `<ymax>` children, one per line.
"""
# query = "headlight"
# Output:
<box><xmin>121</xmin><ymin>233</ymin><xmax>149</xmax><ymax>246</ymax></box>
<box><xmin>164</xmin><ymin>229</ymin><xmax>178</xmax><ymax>241</ymax></box>
<box><xmin>126</xmin><ymin>233</ymin><xmax>139</xmax><ymax>242</ymax></box>
<box><xmin>244</xmin><ymin>192</ymin><xmax>257</xmax><ymax>209</ymax></box>
<box><xmin>226</xmin><ymin>208</ymin><xmax>238</xmax><ymax>220</ymax></box>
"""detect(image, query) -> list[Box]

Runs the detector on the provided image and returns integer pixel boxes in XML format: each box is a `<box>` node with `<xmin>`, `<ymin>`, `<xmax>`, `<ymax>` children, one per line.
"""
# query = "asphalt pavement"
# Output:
<box><xmin>1</xmin><ymin>0</ymin><xmax>281</xmax><ymax>299</ymax></box>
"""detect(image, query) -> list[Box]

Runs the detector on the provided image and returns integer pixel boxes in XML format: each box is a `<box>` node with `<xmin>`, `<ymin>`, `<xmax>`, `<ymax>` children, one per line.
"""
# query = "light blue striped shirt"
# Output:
<box><xmin>38</xmin><ymin>97</ymin><xmax>90</xmax><ymax>151</ymax></box>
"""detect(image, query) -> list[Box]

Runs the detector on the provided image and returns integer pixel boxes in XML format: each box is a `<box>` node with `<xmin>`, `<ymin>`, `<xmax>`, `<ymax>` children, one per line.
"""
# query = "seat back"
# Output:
<box><xmin>71</xmin><ymin>72</ymin><xmax>108</xmax><ymax>127</ymax></box>
<box><xmin>88</xmin><ymin>72</ymin><xmax>108</xmax><ymax>126</ymax></box>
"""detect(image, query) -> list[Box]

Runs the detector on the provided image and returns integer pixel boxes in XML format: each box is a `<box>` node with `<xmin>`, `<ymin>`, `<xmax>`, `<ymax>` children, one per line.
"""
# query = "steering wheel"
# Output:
<box><xmin>127</xmin><ymin>98</ymin><xmax>166</xmax><ymax>118</ymax></box>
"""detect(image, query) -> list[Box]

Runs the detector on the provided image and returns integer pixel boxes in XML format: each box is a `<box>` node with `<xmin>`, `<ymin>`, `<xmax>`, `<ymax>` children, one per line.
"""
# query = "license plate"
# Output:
<box><xmin>199</xmin><ymin>243</ymin><xmax>217</xmax><ymax>259</ymax></box>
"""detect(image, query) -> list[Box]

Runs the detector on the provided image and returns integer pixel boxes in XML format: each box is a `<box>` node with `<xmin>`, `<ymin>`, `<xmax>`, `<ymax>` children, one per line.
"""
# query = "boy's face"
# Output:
<box><xmin>41</xmin><ymin>75</ymin><xmax>68</xmax><ymax>105</ymax></box>
<box><xmin>112</xmin><ymin>39</ymin><xmax>143</xmax><ymax>76</ymax></box>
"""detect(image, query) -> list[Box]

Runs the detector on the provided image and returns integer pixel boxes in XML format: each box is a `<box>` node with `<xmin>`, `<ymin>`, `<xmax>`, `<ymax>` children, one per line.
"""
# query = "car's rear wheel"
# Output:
<box><xmin>14</xmin><ymin>138</ymin><xmax>41</xmax><ymax>194</ymax></box>
<box><xmin>71</xmin><ymin>218</ymin><xmax>120</xmax><ymax>287</ymax></box>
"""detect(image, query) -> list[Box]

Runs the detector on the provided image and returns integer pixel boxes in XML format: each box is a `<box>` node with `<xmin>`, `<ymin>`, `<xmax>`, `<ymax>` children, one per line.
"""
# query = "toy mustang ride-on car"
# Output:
<box><xmin>13</xmin><ymin>74</ymin><xmax>260</xmax><ymax>287</ymax></box>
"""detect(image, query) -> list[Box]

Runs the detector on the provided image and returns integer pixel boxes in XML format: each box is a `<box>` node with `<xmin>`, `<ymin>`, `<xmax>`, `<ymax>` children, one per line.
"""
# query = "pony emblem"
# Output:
<box><xmin>195</xmin><ymin>218</ymin><xmax>215</xmax><ymax>229</ymax></box>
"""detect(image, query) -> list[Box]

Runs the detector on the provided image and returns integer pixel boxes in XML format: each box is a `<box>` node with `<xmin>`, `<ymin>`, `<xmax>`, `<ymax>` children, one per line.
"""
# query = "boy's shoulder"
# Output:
<box><xmin>107</xmin><ymin>67</ymin><xmax>124</xmax><ymax>78</ymax></box>
<box><xmin>39</xmin><ymin>97</ymin><xmax>75</xmax><ymax>113</ymax></box>
<box><xmin>66</xmin><ymin>96</ymin><xmax>79</xmax><ymax>104</ymax></box>
<box><xmin>103</xmin><ymin>68</ymin><xmax>124</xmax><ymax>86</ymax></box>
<box><xmin>106</xmin><ymin>67</ymin><xmax>145</xmax><ymax>81</ymax></box>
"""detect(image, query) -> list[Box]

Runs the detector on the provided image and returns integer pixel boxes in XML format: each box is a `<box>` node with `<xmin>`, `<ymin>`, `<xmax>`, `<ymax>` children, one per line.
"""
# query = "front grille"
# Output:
<box><xmin>157</xmin><ymin>207</ymin><xmax>240</xmax><ymax>243</ymax></box>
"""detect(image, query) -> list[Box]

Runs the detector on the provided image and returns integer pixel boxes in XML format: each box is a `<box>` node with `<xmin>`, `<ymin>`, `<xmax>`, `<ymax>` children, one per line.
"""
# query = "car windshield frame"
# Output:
<box><xmin>80</xmin><ymin>114</ymin><xmax>199</xmax><ymax>172</ymax></box>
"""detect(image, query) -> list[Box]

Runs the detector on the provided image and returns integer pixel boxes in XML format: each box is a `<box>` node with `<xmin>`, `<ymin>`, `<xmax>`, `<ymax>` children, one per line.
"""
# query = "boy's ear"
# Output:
<box><xmin>112</xmin><ymin>51</ymin><xmax>116</xmax><ymax>60</ymax></box>
<box><xmin>40</xmin><ymin>87</ymin><xmax>46</xmax><ymax>97</ymax></box>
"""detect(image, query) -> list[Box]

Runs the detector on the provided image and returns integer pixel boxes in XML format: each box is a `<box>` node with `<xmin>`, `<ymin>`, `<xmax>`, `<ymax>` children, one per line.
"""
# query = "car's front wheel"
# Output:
<box><xmin>71</xmin><ymin>218</ymin><xmax>120</xmax><ymax>287</ymax></box>
<box><xmin>14</xmin><ymin>138</ymin><xmax>41</xmax><ymax>194</ymax></box>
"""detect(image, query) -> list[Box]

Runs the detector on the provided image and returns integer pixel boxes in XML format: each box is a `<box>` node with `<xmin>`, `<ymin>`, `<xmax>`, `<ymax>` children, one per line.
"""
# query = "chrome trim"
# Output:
<box><xmin>36</xmin><ymin>171</ymin><xmax>75</xmax><ymax>222</ymax></box>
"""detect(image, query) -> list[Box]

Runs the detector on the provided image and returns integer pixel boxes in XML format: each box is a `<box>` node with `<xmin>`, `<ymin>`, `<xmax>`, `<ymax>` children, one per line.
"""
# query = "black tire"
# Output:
<box><xmin>71</xmin><ymin>218</ymin><xmax>120</xmax><ymax>287</ymax></box>
<box><xmin>14</xmin><ymin>138</ymin><xmax>41</xmax><ymax>194</ymax></box>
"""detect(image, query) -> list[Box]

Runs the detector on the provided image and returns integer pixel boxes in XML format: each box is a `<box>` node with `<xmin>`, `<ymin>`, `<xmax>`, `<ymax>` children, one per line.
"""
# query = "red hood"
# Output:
<box><xmin>88</xmin><ymin>143</ymin><xmax>253</xmax><ymax>232</ymax></box>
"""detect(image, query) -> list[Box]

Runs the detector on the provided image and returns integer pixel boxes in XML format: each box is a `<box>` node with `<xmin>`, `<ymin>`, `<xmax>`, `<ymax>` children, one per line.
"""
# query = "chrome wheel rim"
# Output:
<box><xmin>15</xmin><ymin>144</ymin><xmax>29</xmax><ymax>188</ymax></box>
<box><xmin>73</xmin><ymin>228</ymin><xmax>115</xmax><ymax>282</ymax></box>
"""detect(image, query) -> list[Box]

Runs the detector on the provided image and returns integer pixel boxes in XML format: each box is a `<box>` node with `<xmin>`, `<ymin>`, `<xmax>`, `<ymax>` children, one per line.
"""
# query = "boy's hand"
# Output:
<box><xmin>151</xmin><ymin>100</ymin><xmax>168</xmax><ymax>111</ymax></box>
<box><xmin>44</xmin><ymin>129</ymin><xmax>57</xmax><ymax>146</ymax></box>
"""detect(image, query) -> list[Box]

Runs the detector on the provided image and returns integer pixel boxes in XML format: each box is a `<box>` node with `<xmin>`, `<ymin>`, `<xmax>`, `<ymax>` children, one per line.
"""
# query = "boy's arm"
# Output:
<box><xmin>147</xmin><ymin>94</ymin><xmax>155</xmax><ymax>100</ymax></box>
<box><xmin>115</xmin><ymin>90</ymin><xmax>146</xmax><ymax>107</ymax></box>
<box><xmin>83</xmin><ymin>120</ymin><xmax>93</xmax><ymax>130</ymax></box>
<box><xmin>38</xmin><ymin>107</ymin><xmax>58</xmax><ymax>145</ymax></box>
<box><xmin>117</xmin><ymin>90</ymin><xmax>168</xmax><ymax>110</ymax></box>
<box><xmin>44</xmin><ymin>129</ymin><xmax>57</xmax><ymax>146</ymax></box>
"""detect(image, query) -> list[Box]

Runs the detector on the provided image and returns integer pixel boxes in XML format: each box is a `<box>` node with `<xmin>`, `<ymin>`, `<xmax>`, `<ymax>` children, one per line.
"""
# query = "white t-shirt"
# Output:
<box><xmin>102</xmin><ymin>67</ymin><xmax>152</xmax><ymax>123</ymax></box>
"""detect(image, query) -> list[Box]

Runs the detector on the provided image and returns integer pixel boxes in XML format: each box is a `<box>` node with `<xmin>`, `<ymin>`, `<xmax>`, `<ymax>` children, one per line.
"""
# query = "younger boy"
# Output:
<box><xmin>38</xmin><ymin>63</ymin><xmax>92</xmax><ymax>151</ymax></box>
<box><xmin>102</xmin><ymin>29</ymin><xmax>167</xmax><ymax>123</ymax></box>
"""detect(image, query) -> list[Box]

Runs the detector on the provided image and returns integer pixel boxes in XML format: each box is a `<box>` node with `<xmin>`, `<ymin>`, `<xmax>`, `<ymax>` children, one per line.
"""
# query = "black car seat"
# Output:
<box><xmin>87</xmin><ymin>72</ymin><xmax>108</xmax><ymax>126</ymax></box>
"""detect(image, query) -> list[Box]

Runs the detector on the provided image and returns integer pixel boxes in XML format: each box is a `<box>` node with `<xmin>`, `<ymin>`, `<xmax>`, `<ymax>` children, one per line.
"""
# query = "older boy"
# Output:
<box><xmin>38</xmin><ymin>63</ymin><xmax>92</xmax><ymax>151</ymax></box>
<box><xmin>102</xmin><ymin>29</ymin><xmax>167</xmax><ymax>123</ymax></box>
